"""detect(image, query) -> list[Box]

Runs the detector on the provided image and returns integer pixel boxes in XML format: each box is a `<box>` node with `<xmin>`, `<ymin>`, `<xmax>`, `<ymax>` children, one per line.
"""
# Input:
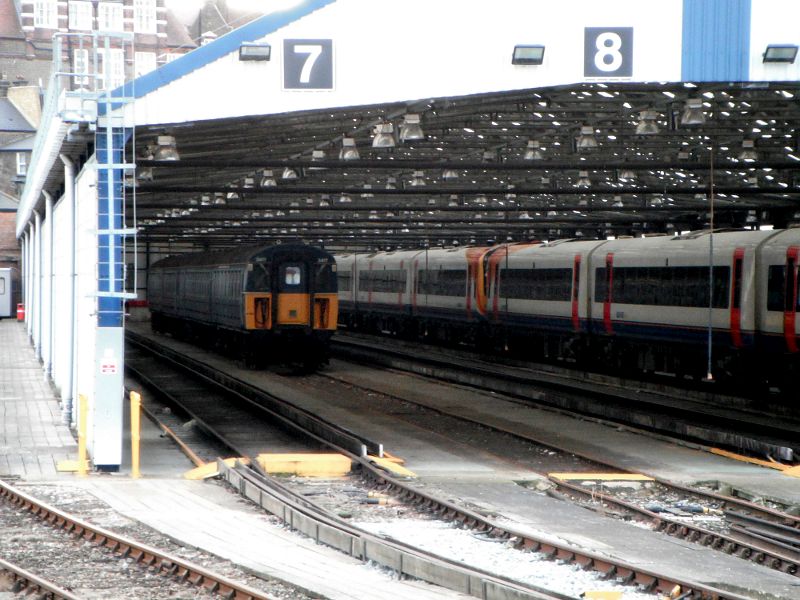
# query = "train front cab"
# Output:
<box><xmin>243</xmin><ymin>251</ymin><xmax>338</xmax><ymax>339</ymax></box>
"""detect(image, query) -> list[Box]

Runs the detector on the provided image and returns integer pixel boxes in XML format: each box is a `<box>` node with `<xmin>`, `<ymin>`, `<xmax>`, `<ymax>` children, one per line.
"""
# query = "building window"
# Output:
<box><xmin>34</xmin><ymin>0</ymin><xmax>58</xmax><ymax>28</ymax></box>
<box><xmin>97</xmin><ymin>48</ymin><xmax>125</xmax><ymax>89</ymax></box>
<box><xmin>161</xmin><ymin>52</ymin><xmax>181</xmax><ymax>63</ymax></box>
<box><xmin>16</xmin><ymin>153</ymin><xmax>27</xmax><ymax>176</ymax></box>
<box><xmin>68</xmin><ymin>1</ymin><xmax>93</xmax><ymax>30</ymax></box>
<box><xmin>133</xmin><ymin>0</ymin><xmax>157</xmax><ymax>34</ymax></box>
<box><xmin>134</xmin><ymin>52</ymin><xmax>156</xmax><ymax>77</ymax></box>
<box><xmin>98</xmin><ymin>2</ymin><xmax>124</xmax><ymax>32</ymax></box>
<box><xmin>72</xmin><ymin>49</ymin><xmax>90</xmax><ymax>87</ymax></box>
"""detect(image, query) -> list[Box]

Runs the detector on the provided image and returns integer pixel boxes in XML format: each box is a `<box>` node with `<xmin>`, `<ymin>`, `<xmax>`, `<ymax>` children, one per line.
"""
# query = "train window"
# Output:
<box><xmin>314</xmin><ymin>262</ymin><xmax>337</xmax><ymax>292</ymax></box>
<box><xmin>283</xmin><ymin>267</ymin><xmax>300</xmax><ymax>285</ymax></box>
<box><xmin>0</xmin><ymin>277</ymin><xmax>4</xmax><ymax>294</ymax></box>
<box><xmin>250</xmin><ymin>263</ymin><xmax>271</xmax><ymax>291</ymax></box>
<box><xmin>767</xmin><ymin>265</ymin><xmax>784</xmax><ymax>312</ymax></box>
<box><xmin>500</xmin><ymin>268</ymin><xmax>572</xmax><ymax>301</ymax></box>
<box><xmin>337</xmin><ymin>272</ymin><xmax>352</xmax><ymax>292</ymax></box>
<box><xmin>418</xmin><ymin>269</ymin><xmax>465</xmax><ymax>296</ymax></box>
<box><xmin>359</xmin><ymin>269</ymin><xmax>407</xmax><ymax>293</ymax></box>
<box><xmin>594</xmin><ymin>266</ymin><xmax>729</xmax><ymax>308</ymax></box>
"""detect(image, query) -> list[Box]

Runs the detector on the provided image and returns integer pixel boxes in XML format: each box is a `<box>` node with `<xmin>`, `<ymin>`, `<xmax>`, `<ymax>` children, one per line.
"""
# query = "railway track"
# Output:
<box><xmin>323</xmin><ymin>334</ymin><xmax>800</xmax><ymax>576</ymax></box>
<box><xmin>125</xmin><ymin>328</ymin><xmax>776</xmax><ymax>599</ymax></box>
<box><xmin>0</xmin><ymin>556</ymin><xmax>80</xmax><ymax>600</ymax></box>
<box><xmin>0</xmin><ymin>479</ymin><xmax>281</xmax><ymax>600</ymax></box>
<box><xmin>331</xmin><ymin>332</ymin><xmax>800</xmax><ymax>461</ymax></box>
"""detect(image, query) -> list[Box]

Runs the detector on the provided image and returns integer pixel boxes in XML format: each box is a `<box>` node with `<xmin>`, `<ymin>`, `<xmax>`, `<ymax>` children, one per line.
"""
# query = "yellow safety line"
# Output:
<box><xmin>710</xmin><ymin>448</ymin><xmax>800</xmax><ymax>479</ymax></box>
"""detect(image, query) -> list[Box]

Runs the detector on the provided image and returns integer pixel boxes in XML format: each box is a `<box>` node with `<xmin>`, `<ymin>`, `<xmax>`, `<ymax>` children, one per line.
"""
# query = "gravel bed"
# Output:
<box><xmin>1</xmin><ymin>483</ymin><xmax>318</xmax><ymax>600</ymax></box>
<box><xmin>279</xmin><ymin>475</ymin><xmax>656</xmax><ymax>598</ymax></box>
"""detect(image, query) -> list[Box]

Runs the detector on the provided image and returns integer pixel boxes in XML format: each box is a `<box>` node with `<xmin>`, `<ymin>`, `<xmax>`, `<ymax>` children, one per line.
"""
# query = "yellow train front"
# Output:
<box><xmin>148</xmin><ymin>243</ymin><xmax>338</xmax><ymax>369</ymax></box>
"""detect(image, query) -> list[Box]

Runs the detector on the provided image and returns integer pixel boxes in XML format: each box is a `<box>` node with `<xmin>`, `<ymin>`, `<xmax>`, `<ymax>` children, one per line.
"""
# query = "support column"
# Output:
<box><xmin>92</xmin><ymin>128</ymin><xmax>126</xmax><ymax>471</ymax></box>
<box><xmin>43</xmin><ymin>191</ymin><xmax>54</xmax><ymax>376</ymax></box>
<box><xmin>33</xmin><ymin>210</ymin><xmax>41</xmax><ymax>359</ymax></box>
<box><xmin>25</xmin><ymin>229</ymin><xmax>32</xmax><ymax>337</ymax></box>
<box><xmin>61</xmin><ymin>155</ymin><xmax>77</xmax><ymax>426</ymax></box>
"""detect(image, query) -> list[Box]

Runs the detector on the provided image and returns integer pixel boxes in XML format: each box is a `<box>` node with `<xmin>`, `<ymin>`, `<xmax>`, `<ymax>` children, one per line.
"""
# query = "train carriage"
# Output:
<box><xmin>149</xmin><ymin>244</ymin><xmax>337</xmax><ymax>368</ymax></box>
<box><xmin>336</xmin><ymin>229</ymin><xmax>800</xmax><ymax>392</ymax></box>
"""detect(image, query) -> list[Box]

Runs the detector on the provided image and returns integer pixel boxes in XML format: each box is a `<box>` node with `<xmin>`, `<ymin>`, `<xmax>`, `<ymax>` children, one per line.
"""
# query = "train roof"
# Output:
<box><xmin>151</xmin><ymin>243</ymin><xmax>332</xmax><ymax>269</ymax></box>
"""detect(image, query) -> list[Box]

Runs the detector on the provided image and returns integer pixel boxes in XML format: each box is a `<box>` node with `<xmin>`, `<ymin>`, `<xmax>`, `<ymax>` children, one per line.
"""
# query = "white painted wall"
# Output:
<box><xmin>749</xmin><ymin>0</ymin><xmax>800</xmax><ymax>81</ymax></box>
<box><xmin>131</xmin><ymin>0</ymin><xmax>685</xmax><ymax>126</ymax></box>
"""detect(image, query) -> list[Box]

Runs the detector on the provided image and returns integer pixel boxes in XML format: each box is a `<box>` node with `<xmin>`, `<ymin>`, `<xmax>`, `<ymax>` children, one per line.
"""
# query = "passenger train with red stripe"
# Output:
<box><xmin>336</xmin><ymin>229</ymin><xmax>800</xmax><ymax>393</ymax></box>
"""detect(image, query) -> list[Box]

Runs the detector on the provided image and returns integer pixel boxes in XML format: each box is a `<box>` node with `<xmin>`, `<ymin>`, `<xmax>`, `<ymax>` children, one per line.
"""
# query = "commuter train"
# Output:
<box><xmin>336</xmin><ymin>229</ymin><xmax>800</xmax><ymax>393</ymax></box>
<box><xmin>148</xmin><ymin>244</ymin><xmax>338</xmax><ymax>368</ymax></box>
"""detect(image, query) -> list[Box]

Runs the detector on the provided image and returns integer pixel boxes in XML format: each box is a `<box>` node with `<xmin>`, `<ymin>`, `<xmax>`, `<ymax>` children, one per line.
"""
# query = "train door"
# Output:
<box><xmin>784</xmin><ymin>247</ymin><xmax>799</xmax><ymax>352</ymax></box>
<box><xmin>276</xmin><ymin>262</ymin><xmax>310</xmax><ymax>326</ymax></box>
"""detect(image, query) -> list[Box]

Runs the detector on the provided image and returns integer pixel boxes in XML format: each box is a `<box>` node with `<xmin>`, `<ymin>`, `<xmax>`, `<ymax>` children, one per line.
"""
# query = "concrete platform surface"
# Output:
<box><xmin>0</xmin><ymin>320</ymin><xmax>76</xmax><ymax>480</ymax></box>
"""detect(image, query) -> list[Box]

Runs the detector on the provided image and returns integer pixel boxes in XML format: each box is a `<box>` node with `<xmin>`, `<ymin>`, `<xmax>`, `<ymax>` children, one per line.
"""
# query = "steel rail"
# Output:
<box><xmin>331</xmin><ymin>334</ymin><xmax>799</xmax><ymax>461</ymax></box>
<box><xmin>0</xmin><ymin>556</ymin><xmax>82</xmax><ymax>600</ymax></box>
<box><xmin>126</xmin><ymin>330</ymin><xmax>381</xmax><ymax>458</ymax></box>
<box><xmin>551</xmin><ymin>477</ymin><xmax>798</xmax><ymax>575</ymax></box>
<box><xmin>0</xmin><ymin>480</ymin><xmax>278</xmax><ymax>600</ymax></box>
<box><xmin>326</xmin><ymin>335</ymin><xmax>800</xmax><ymax>575</ymax></box>
<box><xmin>127</xmin><ymin>330</ymin><xmax>756</xmax><ymax>600</ymax></box>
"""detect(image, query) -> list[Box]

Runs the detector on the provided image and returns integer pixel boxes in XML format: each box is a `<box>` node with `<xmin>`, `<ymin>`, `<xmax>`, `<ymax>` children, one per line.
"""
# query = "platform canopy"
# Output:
<box><xmin>24</xmin><ymin>0</ymin><xmax>800</xmax><ymax>250</ymax></box>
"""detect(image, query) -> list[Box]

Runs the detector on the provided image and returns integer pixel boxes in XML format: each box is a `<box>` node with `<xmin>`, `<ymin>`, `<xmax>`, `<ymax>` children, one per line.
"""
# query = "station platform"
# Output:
<box><xmin>0</xmin><ymin>320</ymin><xmax>466</xmax><ymax>599</ymax></box>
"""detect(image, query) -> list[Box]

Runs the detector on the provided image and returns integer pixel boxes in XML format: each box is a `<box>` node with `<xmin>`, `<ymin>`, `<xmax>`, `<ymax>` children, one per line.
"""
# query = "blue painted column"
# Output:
<box><xmin>91</xmin><ymin>127</ymin><xmax>127</xmax><ymax>471</ymax></box>
<box><xmin>682</xmin><ymin>0</ymin><xmax>751</xmax><ymax>81</ymax></box>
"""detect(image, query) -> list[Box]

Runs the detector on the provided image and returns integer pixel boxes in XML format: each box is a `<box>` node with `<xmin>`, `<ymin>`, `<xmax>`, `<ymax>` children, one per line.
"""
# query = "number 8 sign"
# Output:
<box><xmin>584</xmin><ymin>27</ymin><xmax>633</xmax><ymax>78</ymax></box>
<box><xmin>283</xmin><ymin>39</ymin><xmax>334</xmax><ymax>90</ymax></box>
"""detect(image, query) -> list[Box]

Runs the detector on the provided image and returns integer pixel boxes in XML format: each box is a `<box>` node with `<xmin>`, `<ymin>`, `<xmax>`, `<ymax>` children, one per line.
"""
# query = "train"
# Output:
<box><xmin>335</xmin><ymin>229</ymin><xmax>800</xmax><ymax>393</ymax></box>
<box><xmin>148</xmin><ymin>244</ymin><xmax>338</xmax><ymax>368</ymax></box>
<box><xmin>0</xmin><ymin>267</ymin><xmax>20</xmax><ymax>319</ymax></box>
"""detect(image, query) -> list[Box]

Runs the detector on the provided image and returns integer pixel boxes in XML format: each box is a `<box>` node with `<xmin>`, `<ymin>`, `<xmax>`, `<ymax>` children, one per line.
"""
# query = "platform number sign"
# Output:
<box><xmin>584</xmin><ymin>27</ymin><xmax>633</xmax><ymax>78</ymax></box>
<box><xmin>283</xmin><ymin>39</ymin><xmax>333</xmax><ymax>90</ymax></box>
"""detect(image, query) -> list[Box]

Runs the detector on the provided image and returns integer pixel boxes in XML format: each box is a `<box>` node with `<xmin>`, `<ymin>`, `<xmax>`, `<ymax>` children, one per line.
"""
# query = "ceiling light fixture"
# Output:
<box><xmin>153</xmin><ymin>135</ymin><xmax>179</xmax><ymax>161</ymax></box>
<box><xmin>442</xmin><ymin>168</ymin><xmax>459</xmax><ymax>181</ymax></box>
<box><xmin>372</xmin><ymin>122</ymin><xmax>396</xmax><ymax>148</ymax></box>
<box><xmin>636</xmin><ymin>110</ymin><xmax>659</xmax><ymax>135</ymax></box>
<box><xmin>340</xmin><ymin>136</ymin><xmax>360</xmax><ymax>160</ymax></box>
<box><xmin>523</xmin><ymin>140</ymin><xmax>543</xmax><ymax>160</ymax></box>
<box><xmin>577</xmin><ymin>125</ymin><xmax>598</xmax><ymax>149</ymax></box>
<box><xmin>281</xmin><ymin>167</ymin><xmax>298</xmax><ymax>179</ymax></box>
<box><xmin>739</xmin><ymin>140</ymin><xmax>758</xmax><ymax>161</ymax></box>
<box><xmin>681</xmin><ymin>98</ymin><xmax>706</xmax><ymax>125</ymax></box>
<box><xmin>399</xmin><ymin>114</ymin><xmax>424</xmax><ymax>141</ymax></box>
<box><xmin>259</xmin><ymin>169</ymin><xmax>277</xmax><ymax>187</ymax></box>
<box><xmin>576</xmin><ymin>170</ymin><xmax>591</xmax><ymax>187</ymax></box>
<box><xmin>410</xmin><ymin>170</ymin><xmax>426</xmax><ymax>186</ymax></box>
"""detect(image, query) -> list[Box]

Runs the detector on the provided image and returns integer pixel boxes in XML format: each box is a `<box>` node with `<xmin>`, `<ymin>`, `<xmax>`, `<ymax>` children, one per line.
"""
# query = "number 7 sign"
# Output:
<box><xmin>283</xmin><ymin>39</ymin><xmax>334</xmax><ymax>89</ymax></box>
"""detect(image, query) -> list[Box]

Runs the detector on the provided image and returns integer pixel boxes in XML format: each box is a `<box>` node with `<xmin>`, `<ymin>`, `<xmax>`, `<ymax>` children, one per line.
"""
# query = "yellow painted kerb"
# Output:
<box><xmin>257</xmin><ymin>453</ymin><xmax>352</xmax><ymax>477</ymax></box>
<box><xmin>369</xmin><ymin>455</ymin><xmax>416</xmax><ymax>478</ymax></box>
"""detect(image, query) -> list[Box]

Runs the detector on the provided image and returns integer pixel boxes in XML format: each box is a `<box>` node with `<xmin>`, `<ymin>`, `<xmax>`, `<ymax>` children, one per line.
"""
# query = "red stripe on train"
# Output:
<box><xmin>786</xmin><ymin>246</ymin><xmax>799</xmax><ymax>353</ymax></box>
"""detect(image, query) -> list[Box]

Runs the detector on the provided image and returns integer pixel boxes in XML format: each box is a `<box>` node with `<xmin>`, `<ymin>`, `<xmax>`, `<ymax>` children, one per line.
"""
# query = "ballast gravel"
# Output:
<box><xmin>0</xmin><ymin>483</ymin><xmax>316</xmax><ymax>600</ymax></box>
